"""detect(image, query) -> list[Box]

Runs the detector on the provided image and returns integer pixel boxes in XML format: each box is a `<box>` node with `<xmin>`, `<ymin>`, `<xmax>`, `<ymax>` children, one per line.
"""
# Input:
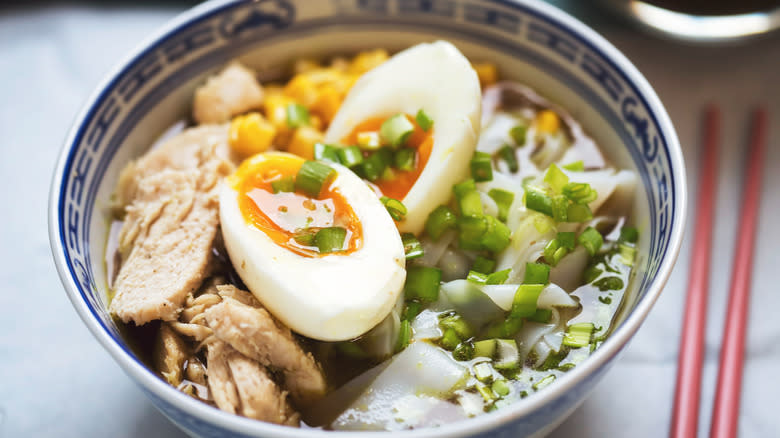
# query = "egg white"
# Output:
<box><xmin>325</xmin><ymin>41</ymin><xmax>482</xmax><ymax>235</ymax></box>
<box><xmin>219</xmin><ymin>152</ymin><xmax>406</xmax><ymax>341</ymax></box>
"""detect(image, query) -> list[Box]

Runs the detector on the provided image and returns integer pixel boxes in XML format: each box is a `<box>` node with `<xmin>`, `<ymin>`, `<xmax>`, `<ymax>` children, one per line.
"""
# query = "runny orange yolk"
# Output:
<box><xmin>344</xmin><ymin>114</ymin><xmax>433</xmax><ymax>200</ymax></box>
<box><xmin>230</xmin><ymin>154</ymin><xmax>362</xmax><ymax>257</ymax></box>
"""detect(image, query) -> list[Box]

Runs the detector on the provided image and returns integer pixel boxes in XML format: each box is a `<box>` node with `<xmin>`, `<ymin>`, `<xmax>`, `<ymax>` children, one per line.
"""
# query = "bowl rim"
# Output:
<box><xmin>48</xmin><ymin>0</ymin><xmax>686</xmax><ymax>436</ymax></box>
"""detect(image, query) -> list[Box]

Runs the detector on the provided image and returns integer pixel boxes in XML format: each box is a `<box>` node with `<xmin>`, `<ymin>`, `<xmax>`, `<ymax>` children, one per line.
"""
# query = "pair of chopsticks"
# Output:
<box><xmin>670</xmin><ymin>106</ymin><xmax>769</xmax><ymax>438</ymax></box>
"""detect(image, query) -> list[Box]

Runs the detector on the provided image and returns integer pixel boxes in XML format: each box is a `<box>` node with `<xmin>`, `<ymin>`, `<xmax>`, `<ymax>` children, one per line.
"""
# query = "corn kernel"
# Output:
<box><xmin>287</xmin><ymin>126</ymin><xmax>324</xmax><ymax>160</ymax></box>
<box><xmin>330</xmin><ymin>56</ymin><xmax>350</xmax><ymax>72</ymax></box>
<box><xmin>305</xmin><ymin>68</ymin><xmax>343</xmax><ymax>87</ymax></box>
<box><xmin>284</xmin><ymin>74</ymin><xmax>318</xmax><ymax>107</ymax></box>
<box><xmin>473</xmin><ymin>63</ymin><xmax>498</xmax><ymax>88</ymax></box>
<box><xmin>264</xmin><ymin>94</ymin><xmax>297</xmax><ymax>130</ymax></box>
<box><xmin>348</xmin><ymin>49</ymin><xmax>389</xmax><ymax>74</ymax></box>
<box><xmin>294</xmin><ymin>58</ymin><xmax>320</xmax><ymax>75</ymax></box>
<box><xmin>228</xmin><ymin>113</ymin><xmax>277</xmax><ymax>157</ymax></box>
<box><xmin>536</xmin><ymin>110</ymin><xmax>560</xmax><ymax>135</ymax></box>
<box><xmin>311</xmin><ymin>85</ymin><xmax>342</xmax><ymax>125</ymax></box>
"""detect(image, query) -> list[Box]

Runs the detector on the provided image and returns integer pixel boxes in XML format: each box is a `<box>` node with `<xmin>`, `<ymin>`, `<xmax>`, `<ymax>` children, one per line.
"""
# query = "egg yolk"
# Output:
<box><xmin>344</xmin><ymin>114</ymin><xmax>433</xmax><ymax>200</ymax></box>
<box><xmin>230</xmin><ymin>154</ymin><xmax>362</xmax><ymax>257</ymax></box>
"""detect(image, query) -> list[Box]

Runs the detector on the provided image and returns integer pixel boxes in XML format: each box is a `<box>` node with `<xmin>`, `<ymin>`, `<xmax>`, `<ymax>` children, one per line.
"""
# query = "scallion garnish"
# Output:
<box><xmin>402</xmin><ymin>300</ymin><xmax>422</xmax><ymax>321</ymax></box>
<box><xmin>467</xmin><ymin>270</ymin><xmax>488</xmax><ymax>284</ymax></box>
<box><xmin>493</xmin><ymin>339</ymin><xmax>520</xmax><ymax>370</ymax></box>
<box><xmin>293</xmin><ymin>228</ymin><xmax>317</xmax><ymax>246</ymax></box>
<box><xmin>286</xmin><ymin>103</ymin><xmax>310</xmax><ymax>128</ymax></box>
<box><xmin>271</xmin><ymin>175</ymin><xmax>295</xmax><ymax>193</ymax></box>
<box><xmin>381</xmin><ymin>196</ymin><xmax>407</xmax><ymax>221</ymax></box>
<box><xmin>401</xmin><ymin>233</ymin><xmax>424</xmax><ymax>259</ymax></box>
<box><xmin>619</xmin><ymin>226</ymin><xmax>639</xmax><ymax>244</ymax></box>
<box><xmin>562</xmin><ymin>322</ymin><xmax>594</xmax><ymax>348</ymax></box>
<box><xmin>562</xmin><ymin>182</ymin><xmax>597</xmax><ymax>204</ymax></box>
<box><xmin>578</xmin><ymin>227</ymin><xmax>603</xmax><ymax>256</ymax></box>
<box><xmin>457</xmin><ymin>216</ymin><xmax>487</xmax><ymax>251</ymax></box>
<box><xmin>380</xmin><ymin>113</ymin><xmax>415</xmax><ymax>148</ymax></box>
<box><xmin>543</xmin><ymin>164</ymin><xmax>569</xmax><ymax>193</ymax></box>
<box><xmin>480</xmin><ymin>215</ymin><xmax>511</xmax><ymax>252</ymax></box>
<box><xmin>474</xmin><ymin>362</ymin><xmax>493</xmax><ymax>382</ymax></box>
<box><xmin>404</xmin><ymin>266</ymin><xmax>441</xmax><ymax>302</ymax></box>
<box><xmin>619</xmin><ymin>243</ymin><xmax>637</xmax><ymax>266</ymax></box>
<box><xmin>509</xmin><ymin>123</ymin><xmax>527</xmax><ymax>146</ymax></box>
<box><xmin>511</xmin><ymin>284</ymin><xmax>545</xmax><ymax>318</ymax></box>
<box><xmin>562</xmin><ymin>160</ymin><xmax>584</xmax><ymax>171</ymax></box>
<box><xmin>471</xmin><ymin>255</ymin><xmax>496</xmax><ymax>274</ymax></box>
<box><xmin>395</xmin><ymin>319</ymin><xmax>412</xmax><ymax>353</ymax></box>
<box><xmin>356</xmin><ymin>131</ymin><xmax>381</xmax><ymax>149</ymax></box>
<box><xmin>337</xmin><ymin>145</ymin><xmax>364</xmax><ymax>168</ymax></box>
<box><xmin>498</xmin><ymin>145</ymin><xmax>519</xmax><ymax>173</ymax></box>
<box><xmin>415</xmin><ymin>109</ymin><xmax>434</xmax><ymax>132</ymax></box>
<box><xmin>295</xmin><ymin>160</ymin><xmax>335</xmax><ymax>198</ymax></box>
<box><xmin>528</xmin><ymin>308</ymin><xmax>552</xmax><ymax>323</ymax></box>
<box><xmin>488</xmin><ymin>188</ymin><xmax>515</xmax><ymax>223</ymax></box>
<box><xmin>551</xmin><ymin>194</ymin><xmax>569</xmax><ymax>222</ymax></box>
<box><xmin>532</xmin><ymin>374</ymin><xmax>556</xmax><ymax>391</ymax></box>
<box><xmin>358</xmin><ymin>148</ymin><xmax>390</xmax><ymax>181</ymax></box>
<box><xmin>425</xmin><ymin>205</ymin><xmax>457</xmax><ymax>241</ymax></box>
<box><xmin>492</xmin><ymin>379</ymin><xmax>511</xmax><ymax>397</ymax></box>
<box><xmin>454</xmin><ymin>179</ymin><xmax>483</xmax><ymax>217</ymax></box>
<box><xmin>523</xmin><ymin>262</ymin><xmax>550</xmax><ymax>285</ymax></box>
<box><xmin>566</xmin><ymin>202</ymin><xmax>593</xmax><ymax>222</ymax></box>
<box><xmin>314</xmin><ymin>143</ymin><xmax>341</xmax><ymax>163</ymax></box>
<box><xmin>486</xmin><ymin>268</ymin><xmax>511</xmax><ymax>285</ymax></box>
<box><xmin>440</xmin><ymin>328</ymin><xmax>461</xmax><ymax>350</ymax></box>
<box><xmin>525</xmin><ymin>187</ymin><xmax>553</xmax><ymax>217</ymax></box>
<box><xmin>453</xmin><ymin>341</ymin><xmax>475</xmax><ymax>361</ymax></box>
<box><xmin>394</xmin><ymin>147</ymin><xmax>416</xmax><ymax>171</ymax></box>
<box><xmin>473</xmin><ymin>339</ymin><xmax>497</xmax><ymax>358</ymax></box>
<box><xmin>470</xmin><ymin>151</ymin><xmax>493</xmax><ymax>182</ymax></box>
<box><xmin>558</xmin><ymin>231</ymin><xmax>576</xmax><ymax>250</ymax></box>
<box><xmin>314</xmin><ymin>227</ymin><xmax>347</xmax><ymax>253</ymax></box>
<box><xmin>440</xmin><ymin>314</ymin><xmax>473</xmax><ymax>339</ymax></box>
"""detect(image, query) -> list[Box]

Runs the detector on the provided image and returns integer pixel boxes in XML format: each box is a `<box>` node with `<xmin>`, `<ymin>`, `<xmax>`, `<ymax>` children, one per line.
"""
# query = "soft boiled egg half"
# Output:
<box><xmin>219</xmin><ymin>152</ymin><xmax>406</xmax><ymax>341</ymax></box>
<box><xmin>325</xmin><ymin>41</ymin><xmax>482</xmax><ymax>234</ymax></box>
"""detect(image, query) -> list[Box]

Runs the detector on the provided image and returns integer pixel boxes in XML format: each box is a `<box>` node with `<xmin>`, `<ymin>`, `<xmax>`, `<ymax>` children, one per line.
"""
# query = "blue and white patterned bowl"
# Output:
<box><xmin>48</xmin><ymin>0</ymin><xmax>686</xmax><ymax>437</ymax></box>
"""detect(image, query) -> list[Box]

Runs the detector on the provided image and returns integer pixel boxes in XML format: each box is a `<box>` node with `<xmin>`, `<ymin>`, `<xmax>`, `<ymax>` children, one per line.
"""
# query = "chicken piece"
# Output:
<box><xmin>193</xmin><ymin>63</ymin><xmax>264</xmax><ymax>124</ymax></box>
<box><xmin>206</xmin><ymin>341</ymin><xmax>299</xmax><ymax>425</ymax></box>
<box><xmin>204</xmin><ymin>286</ymin><xmax>327</xmax><ymax>406</ymax></box>
<box><xmin>109</xmin><ymin>128</ymin><xmax>234</xmax><ymax>325</ymax></box>
<box><xmin>169</xmin><ymin>321</ymin><xmax>213</xmax><ymax>342</ymax></box>
<box><xmin>153</xmin><ymin>323</ymin><xmax>189</xmax><ymax>387</ymax></box>
<box><xmin>185</xmin><ymin>356</ymin><xmax>208</xmax><ymax>386</ymax></box>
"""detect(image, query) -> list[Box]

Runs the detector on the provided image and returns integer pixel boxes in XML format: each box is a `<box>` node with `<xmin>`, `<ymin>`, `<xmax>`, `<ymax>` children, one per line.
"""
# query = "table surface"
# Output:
<box><xmin>1</xmin><ymin>2</ymin><xmax>778</xmax><ymax>437</ymax></box>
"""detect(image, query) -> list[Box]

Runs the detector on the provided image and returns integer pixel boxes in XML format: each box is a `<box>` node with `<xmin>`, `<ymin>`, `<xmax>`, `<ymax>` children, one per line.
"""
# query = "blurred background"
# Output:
<box><xmin>1</xmin><ymin>1</ymin><xmax>778</xmax><ymax>437</ymax></box>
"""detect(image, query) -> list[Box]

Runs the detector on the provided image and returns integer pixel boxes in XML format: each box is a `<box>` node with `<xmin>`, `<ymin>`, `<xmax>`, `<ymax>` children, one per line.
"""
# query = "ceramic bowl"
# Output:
<box><xmin>49</xmin><ymin>0</ymin><xmax>686</xmax><ymax>436</ymax></box>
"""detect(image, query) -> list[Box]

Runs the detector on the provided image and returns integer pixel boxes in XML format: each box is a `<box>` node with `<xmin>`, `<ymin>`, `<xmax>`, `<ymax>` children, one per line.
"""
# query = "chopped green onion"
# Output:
<box><xmin>401</xmin><ymin>233</ymin><xmax>424</xmax><ymax>259</ymax></box>
<box><xmin>404</xmin><ymin>266</ymin><xmax>441</xmax><ymax>302</ymax></box>
<box><xmin>544</xmin><ymin>164</ymin><xmax>569</xmax><ymax>193</ymax></box>
<box><xmin>619</xmin><ymin>226</ymin><xmax>639</xmax><ymax>244</ymax></box>
<box><xmin>493</xmin><ymin>339</ymin><xmax>520</xmax><ymax>370</ymax></box>
<box><xmin>474</xmin><ymin>362</ymin><xmax>493</xmax><ymax>382</ymax></box>
<box><xmin>583</xmin><ymin>266</ymin><xmax>602</xmax><ymax>284</ymax></box>
<box><xmin>470</xmin><ymin>151</ymin><xmax>493</xmax><ymax>182</ymax></box>
<box><xmin>480</xmin><ymin>215</ymin><xmax>511</xmax><ymax>252</ymax></box>
<box><xmin>453</xmin><ymin>341</ymin><xmax>475</xmax><ymax>361</ymax></box>
<box><xmin>528</xmin><ymin>308</ymin><xmax>552</xmax><ymax>323</ymax></box>
<box><xmin>619</xmin><ymin>243</ymin><xmax>637</xmax><ymax>266</ymax></box>
<box><xmin>425</xmin><ymin>205</ymin><xmax>457</xmax><ymax>241</ymax></box>
<box><xmin>510</xmin><ymin>124</ymin><xmax>527</xmax><ymax>145</ymax></box>
<box><xmin>498</xmin><ymin>145</ymin><xmax>519</xmax><ymax>173</ymax></box>
<box><xmin>486</xmin><ymin>316</ymin><xmax>523</xmax><ymax>338</ymax></box>
<box><xmin>477</xmin><ymin>382</ymin><xmax>497</xmax><ymax>401</ymax></box>
<box><xmin>394</xmin><ymin>147</ymin><xmax>416</xmax><ymax>171</ymax></box>
<box><xmin>566</xmin><ymin>202</ymin><xmax>593</xmax><ymax>222</ymax></box>
<box><xmin>356</xmin><ymin>131</ymin><xmax>381</xmax><ymax>149</ymax></box>
<box><xmin>562</xmin><ymin>182</ymin><xmax>597</xmax><ymax>204</ymax></box>
<box><xmin>553</xmin><ymin>247</ymin><xmax>568</xmax><ymax>264</ymax></box>
<box><xmin>402</xmin><ymin>300</ymin><xmax>422</xmax><ymax>321</ymax></box>
<box><xmin>453</xmin><ymin>178</ymin><xmax>477</xmax><ymax>197</ymax></box>
<box><xmin>293</xmin><ymin>229</ymin><xmax>317</xmax><ymax>246</ymax></box>
<box><xmin>358</xmin><ymin>148</ymin><xmax>391</xmax><ymax>181</ymax></box>
<box><xmin>313</xmin><ymin>143</ymin><xmax>341</xmax><ymax>163</ymax></box>
<box><xmin>457</xmin><ymin>216</ymin><xmax>487</xmax><ymax>251</ymax></box>
<box><xmin>440</xmin><ymin>328</ymin><xmax>461</xmax><ymax>350</ymax></box>
<box><xmin>551</xmin><ymin>194</ymin><xmax>569</xmax><ymax>222</ymax></box>
<box><xmin>415</xmin><ymin>109</ymin><xmax>433</xmax><ymax>132</ymax></box>
<box><xmin>486</xmin><ymin>269</ymin><xmax>511</xmax><ymax>285</ymax></box>
<box><xmin>271</xmin><ymin>175</ymin><xmax>295</xmax><ymax>193</ymax></box>
<box><xmin>532</xmin><ymin>374</ymin><xmax>556</xmax><ymax>391</ymax></box>
<box><xmin>562</xmin><ymin>160</ymin><xmax>584</xmax><ymax>171</ymax></box>
<box><xmin>473</xmin><ymin>339</ymin><xmax>497</xmax><ymax>358</ymax></box>
<box><xmin>453</xmin><ymin>179</ymin><xmax>483</xmax><ymax>217</ymax></box>
<box><xmin>523</xmin><ymin>262</ymin><xmax>550</xmax><ymax>285</ymax></box>
<box><xmin>467</xmin><ymin>270</ymin><xmax>488</xmax><ymax>284</ymax></box>
<box><xmin>314</xmin><ymin>227</ymin><xmax>347</xmax><ymax>253</ymax></box>
<box><xmin>381</xmin><ymin>196</ymin><xmax>407</xmax><ymax>221</ymax></box>
<box><xmin>488</xmin><ymin>188</ymin><xmax>515</xmax><ymax>222</ymax></box>
<box><xmin>525</xmin><ymin>187</ymin><xmax>553</xmax><ymax>217</ymax></box>
<box><xmin>440</xmin><ymin>314</ymin><xmax>473</xmax><ymax>339</ymax></box>
<box><xmin>395</xmin><ymin>319</ymin><xmax>412</xmax><ymax>353</ymax></box>
<box><xmin>511</xmin><ymin>284</ymin><xmax>545</xmax><ymax>318</ymax></box>
<box><xmin>472</xmin><ymin>256</ymin><xmax>496</xmax><ymax>275</ymax></box>
<box><xmin>543</xmin><ymin>239</ymin><xmax>561</xmax><ymax>266</ymax></box>
<box><xmin>594</xmin><ymin>276</ymin><xmax>624</xmax><ymax>291</ymax></box>
<box><xmin>380</xmin><ymin>113</ymin><xmax>414</xmax><ymax>148</ymax></box>
<box><xmin>295</xmin><ymin>160</ymin><xmax>335</xmax><ymax>197</ymax></box>
<box><xmin>578</xmin><ymin>227</ymin><xmax>603</xmax><ymax>256</ymax></box>
<box><xmin>381</xmin><ymin>167</ymin><xmax>396</xmax><ymax>181</ymax></box>
<box><xmin>286</xmin><ymin>103</ymin><xmax>310</xmax><ymax>128</ymax></box>
<box><xmin>337</xmin><ymin>145</ymin><xmax>363</xmax><ymax>168</ymax></box>
<box><xmin>563</xmin><ymin>322</ymin><xmax>594</xmax><ymax>347</ymax></box>
<box><xmin>558</xmin><ymin>231</ymin><xmax>576</xmax><ymax>250</ymax></box>
<box><xmin>492</xmin><ymin>379</ymin><xmax>511</xmax><ymax>397</ymax></box>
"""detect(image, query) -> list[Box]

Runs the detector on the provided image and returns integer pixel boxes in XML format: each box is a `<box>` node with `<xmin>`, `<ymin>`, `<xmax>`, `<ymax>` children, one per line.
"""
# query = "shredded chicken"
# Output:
<box><xmin>153</xmin><ymin>323</ymin><xmax>189</xmax><ymax>387</ymax></box>
<box><xmin>192</xmin><ymin>63</ymin><xmax>264</xmax><ymax>124</ymax></box>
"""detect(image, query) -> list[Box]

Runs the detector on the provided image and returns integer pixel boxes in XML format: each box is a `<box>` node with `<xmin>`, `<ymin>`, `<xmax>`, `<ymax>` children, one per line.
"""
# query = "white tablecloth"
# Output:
<box><xmin>1</xmin><ymin>3</ymin><xmax>778</xmax><ymax>437</ymax></box>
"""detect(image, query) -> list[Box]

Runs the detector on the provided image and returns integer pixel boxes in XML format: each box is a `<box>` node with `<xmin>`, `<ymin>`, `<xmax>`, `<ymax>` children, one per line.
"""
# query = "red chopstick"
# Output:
<box><xmin>670</xmin><ymin>106</ymin><xmax>720</xmax><ymax>438</ymax></box>
<box><xmin>710</xmin><ymin>108</ymin><xmax>768</xmax><ymax>438</ymax></box>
